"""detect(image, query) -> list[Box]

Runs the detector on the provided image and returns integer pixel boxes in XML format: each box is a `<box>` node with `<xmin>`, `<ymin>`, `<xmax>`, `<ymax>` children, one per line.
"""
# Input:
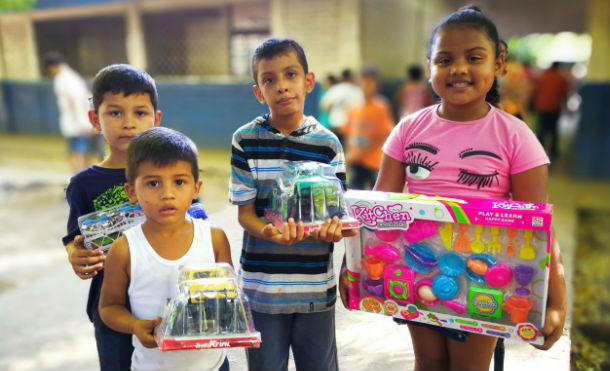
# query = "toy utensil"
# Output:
<box><xmin>520</xmin><ymin>229</ymin><xmax>536</xmax><ymax>260</ymax></box>
<box><xmin>506</xmin><ymin>228</ymin><xmax>516</xmax><ymax>256</ymax></box>
<box><xmin>471</xmin><ymin>225</ymin><xmax>485</xmax><ymax>253</ymax></box>
<box><xmin>440</xmin><ymin>223</ymin><xmax>453</xmax><ymax>250</ymax></box>
<box><xmin>454</xmin><ymin>224</ymin><xmax>470</xmax><ymax>252</ymax></box>
<box><xmin>487</xmin><ymin>226</ymin><xmax>501</xmax><ymax>255</ymax></box>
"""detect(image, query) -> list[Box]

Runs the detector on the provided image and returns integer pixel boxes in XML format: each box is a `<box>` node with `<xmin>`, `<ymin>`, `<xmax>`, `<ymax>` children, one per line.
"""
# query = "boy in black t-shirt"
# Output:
<box><xmin>62</xmin><ymin>64</ymin><xmax>161</xmax><ymax>371</ymax></box>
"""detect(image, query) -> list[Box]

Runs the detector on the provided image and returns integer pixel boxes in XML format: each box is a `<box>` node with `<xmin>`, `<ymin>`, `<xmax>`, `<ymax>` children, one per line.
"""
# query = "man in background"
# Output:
<box><xmin>44</xmin><ymin>51</ymin><xmax>93</xmax><ymax>172</ymax></box>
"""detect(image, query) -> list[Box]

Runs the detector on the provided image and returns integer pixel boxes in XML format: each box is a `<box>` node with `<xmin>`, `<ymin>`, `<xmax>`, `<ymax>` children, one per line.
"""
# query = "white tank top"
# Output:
<box><xmin>125</xmin><ymin>218</ymin><xmax>225</xmax><ymax>371</ymax></box>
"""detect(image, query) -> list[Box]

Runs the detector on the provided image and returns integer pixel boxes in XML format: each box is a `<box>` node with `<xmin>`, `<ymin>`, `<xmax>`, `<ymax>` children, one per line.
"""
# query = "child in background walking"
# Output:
<box><xmin>343</xmin><ymin>65</ymin><xmax>394</xmax><ymax>190</ymax></box>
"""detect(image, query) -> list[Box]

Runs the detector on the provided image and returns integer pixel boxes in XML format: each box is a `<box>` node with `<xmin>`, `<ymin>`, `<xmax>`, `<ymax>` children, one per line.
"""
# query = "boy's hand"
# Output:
<box><xmin>262</xmin><ymin>218</ymin><xmax>309</xmax><ymax>245</ymax></box>
<box><xmin>338</xmin><ymin>267</ymin><xmax>353</xmax><ymax>309</ymax></box>
<box><xmin>133</xmin><ymin>317</ymin><xmax>162</xmax><ymax>348</ymax></box>
<box><xmin>310</xmin><ymin>217</ymin><xmax>358</xmax><ymax>243</ymax></box>
<box><xmin>67</xmin><ymin>235</ymin><xmax>105</xmax><ymax>280</ymax></box>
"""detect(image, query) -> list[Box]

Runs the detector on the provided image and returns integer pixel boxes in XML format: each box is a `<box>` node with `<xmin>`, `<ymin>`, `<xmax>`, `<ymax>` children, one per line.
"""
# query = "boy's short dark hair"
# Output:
<box><xmin>360</xmin><ymin>65</ymin><xmax>379</xmax><ymax>78</ymax></box>
<box><xmin>43</xmin><ymin>51</ymin><xmax>63</xmax><ymax>68</ymax></box>
<box><xmin>126</xmin><ymin>127</ymin><xmax>199</xmax><ymax>184</ymax></box>
<box><xmin>251</xmin><ymin>38</ymin><xmax>308</xmax><ymax>84</ymax></box>
<box><xmin>92</xmin><ymin>64</ymin><xmax>158</xmax><ymax>113</ymax></box>
<box><xmin>407</xmin><ymin>65</ymin><xmax>424</xmax><ymax>81</ymax></box>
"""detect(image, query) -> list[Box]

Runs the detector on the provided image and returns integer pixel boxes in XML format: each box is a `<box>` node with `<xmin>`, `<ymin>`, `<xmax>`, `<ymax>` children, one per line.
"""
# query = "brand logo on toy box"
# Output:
<box><xmin>196</xmin><ymin>340</ymin><xmax>231</xmax><ymax>349</ymax></box>
<box><xmin>492</xmin><ymin>201</ymin><xmax>538</xmax><ymax>211</ymax></box>
<box><xmin>351</xmin><ymin>203</ymin><xmax>412</xmax><ymax>228</ymax></box>
<box><xmin>472</xmin><ymin>293</ymin><xmax>498</xmax><ymax>314</ymax></box>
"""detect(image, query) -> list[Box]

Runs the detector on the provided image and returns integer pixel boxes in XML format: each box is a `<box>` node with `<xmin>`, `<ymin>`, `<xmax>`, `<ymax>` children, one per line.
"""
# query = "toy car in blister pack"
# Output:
<box><xmin>264</xmin><ymin>161</ymin><xmax>359</xmax><ymax>232</ymax></box>
<box><xmin>155</xmin><ymin>263</ymin><xmax>261</xmax><ymax>351</ymax></box>
<box><xmin>344</xmin><ymin>190</ymin><xmax>552</xmax><ymax>345</ymax></box>
<box><xmin>78</xmin><ymin>202</ymin><xmax>209</xmax><ymax>252</ymax></box>
<box><xmin>78</xmin><ymin>202</ymin><xmax>146</xmax><ymax>252</ymax></box>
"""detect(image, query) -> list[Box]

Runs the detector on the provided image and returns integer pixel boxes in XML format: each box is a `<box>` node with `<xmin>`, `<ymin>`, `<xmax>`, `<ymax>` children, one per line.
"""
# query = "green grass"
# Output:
<box><xmin>570</xmin><ymin>209</ymin><xmax>610</xmax><ymax>371</ymax></box>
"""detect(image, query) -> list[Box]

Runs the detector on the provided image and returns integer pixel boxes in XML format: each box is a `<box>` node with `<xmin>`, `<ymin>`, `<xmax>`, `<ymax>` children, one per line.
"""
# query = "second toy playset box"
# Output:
<box><xmin>343</xmin><ymin>190</ymin><xmax>553</xmax><ymax>345</ymax></box>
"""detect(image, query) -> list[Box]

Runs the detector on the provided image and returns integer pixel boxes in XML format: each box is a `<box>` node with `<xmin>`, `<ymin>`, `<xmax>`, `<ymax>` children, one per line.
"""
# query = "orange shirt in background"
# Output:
<box><xmin>534</xmin><ymin>68</ymin><xmax>570</xmax><ymax>113</ymax></box>
<box><xmin>343</xmin><ymin>96</ymin><xmax>394</xmax><ymax>170</ymax></box>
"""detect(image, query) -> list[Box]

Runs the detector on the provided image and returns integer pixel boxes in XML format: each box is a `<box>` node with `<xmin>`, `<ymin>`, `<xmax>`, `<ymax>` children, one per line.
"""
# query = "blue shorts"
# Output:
<box><xmin>68</xmin><ymin>136</ymin><xmax>91</xmax><ymax>154</ymax></box>
<box><xmin>246</xmin><ymin>309</ymin><xmax>338</xmax><ymax>371</ymax></box>
<box><xmin>94</xmin><ymin>325</ymin><xmax>133</xmax><ymax>371</ymax></box>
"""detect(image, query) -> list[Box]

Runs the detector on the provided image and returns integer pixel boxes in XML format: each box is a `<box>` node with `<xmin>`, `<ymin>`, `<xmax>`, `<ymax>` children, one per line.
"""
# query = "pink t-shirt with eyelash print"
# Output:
<box><xmin>382</xmin><ymin>104</ymin><xmax>549</xmax><ymax>200</ymax></box>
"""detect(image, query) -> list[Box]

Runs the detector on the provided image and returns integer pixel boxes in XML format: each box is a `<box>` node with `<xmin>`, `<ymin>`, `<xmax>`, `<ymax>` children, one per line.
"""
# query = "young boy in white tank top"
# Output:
<box><xmin>99</xmin><ymin>127</ymin><xmax>233</xmax><ymax>371</ymax></box>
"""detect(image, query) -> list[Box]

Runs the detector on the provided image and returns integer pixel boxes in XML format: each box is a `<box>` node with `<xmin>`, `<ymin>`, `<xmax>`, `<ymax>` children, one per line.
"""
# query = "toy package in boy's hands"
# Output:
<box><xmin>264</xmin><ymin>161</ymin><xmax>360</xmax><ymax>232</ymax></box>
<box><xmin>78</xmin><ymin>202</ymin><xmax>146</xmax><ymax>252</ymax></box>
<box><xmin>155</xmin><ymin>263</ymin><xmax>261</xmax><ymax>351</ymax></box>
<box><xmin>343</xmin><ymin>190</ymin><xmax>552</xmax><ymax>345</ymax></box>
<box><xmin>78</xmin><ymin>202</ymin><xmax>209</xmax><ymax>252</ymax></box>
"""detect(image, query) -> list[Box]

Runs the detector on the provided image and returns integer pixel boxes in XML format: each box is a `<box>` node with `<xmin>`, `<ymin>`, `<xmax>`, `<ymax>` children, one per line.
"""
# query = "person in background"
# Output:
<box><xmin>319</xmin><ymin>68</ymin><xmax>364</xmax><ymax>145</ymax></box>
<box><xmin>395</xmin><ymin>64</ymin><xmax>435</xmax><ymax>119</ymax></box>
<box><xmin>533</xmin><ymin>61</ymin><xmax>572</xmax><ymax>160</ymax></box>
<box><xmin>44</xmin><ymin>51</ymin><xmax>93</xmax><ymax>172</ymax></box>
<box><xmin>343</xmin><ymin>65</ymin><xmax>394</xmax><ymax>190</ymax></box>
<box><xmin>317</xmin><ymin>74</ymin><xmax>338</xmax><ymax>129</ymax></box>
<box><xmin>498</xmin><ymin>41</ymin><xmax>534</xmax><ymax>122</ymax></box>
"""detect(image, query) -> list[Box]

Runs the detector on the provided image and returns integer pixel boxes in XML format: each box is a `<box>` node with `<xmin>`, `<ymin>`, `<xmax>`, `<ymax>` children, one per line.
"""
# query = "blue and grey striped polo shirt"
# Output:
<box><xmin>229</xmin><ymin>114</ymin><xmax>346</xmax><ymax>314</ymax></box>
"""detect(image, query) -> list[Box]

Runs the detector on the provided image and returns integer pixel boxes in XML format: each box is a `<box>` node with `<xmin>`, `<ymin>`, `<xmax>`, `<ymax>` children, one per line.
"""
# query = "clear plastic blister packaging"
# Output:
<box><xmin>264</xmin><ymin>161</ymin><xmax>359</xmax><ymax>232</ymax></box>
<box><xmin>344</xmin><ymin>190</ymin><xmax>552</xmax><ymax>344</ymax></box>
<box><xmin>155</xmin><ymin>264</ymin><xmax>261</xmax><ymax>351</ymax></box>
<box><xmin>78</xmin><ymin>202</ymin><xmax>208</xmax><ymax>252</ymax></box>
<box><xmin>78</xmin><ymin>202</ymin><xmax>146</xmax><ymax>252</ymax></box>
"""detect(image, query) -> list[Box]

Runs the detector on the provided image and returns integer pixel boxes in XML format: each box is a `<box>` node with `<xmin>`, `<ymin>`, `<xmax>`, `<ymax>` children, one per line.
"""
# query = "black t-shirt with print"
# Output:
<box><xmin>63</xmin><ymin>165</ymin><xmax>130</xmax><ymax>332</ymax></box>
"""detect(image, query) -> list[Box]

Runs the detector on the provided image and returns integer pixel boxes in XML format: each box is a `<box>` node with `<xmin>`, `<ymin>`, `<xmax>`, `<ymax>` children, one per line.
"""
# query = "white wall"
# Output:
<box><xmin>270</xmin><ymin>0</ymin><xmax>362</xmax><ymax>80</ymax></box>
<box><xmin>0</xmin><ymin>14</ymin><xmax>39</xmax><ymax>80</ymax></box>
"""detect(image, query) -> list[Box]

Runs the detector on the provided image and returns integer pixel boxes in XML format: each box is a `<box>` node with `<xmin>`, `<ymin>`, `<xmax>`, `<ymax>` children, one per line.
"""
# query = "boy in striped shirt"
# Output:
<box><xmin>229</xmin><ymin>38</ymin><xmax>357</xmax><ymax>371</ymax></box>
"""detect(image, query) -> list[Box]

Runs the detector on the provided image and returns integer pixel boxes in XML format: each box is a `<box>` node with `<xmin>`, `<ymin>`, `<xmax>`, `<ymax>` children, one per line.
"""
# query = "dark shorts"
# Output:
<box><xmin>246</xmin><ymin>309</ymin><xmax>338</xmax><ymax>371</ymax></box>
<box><xmin>94</xmin><ymin>325</ymin><xmax>133</xmax><ymax>371</ymax></box>
<box><xmin>68</xmin><ymin>136</ymin><xmax>91</xmax><ymax>154</ymax></box>
<box><xmin>393</xmin><ymin>317</ymin><xmax>468</xmax><ymax>342</ymax></box>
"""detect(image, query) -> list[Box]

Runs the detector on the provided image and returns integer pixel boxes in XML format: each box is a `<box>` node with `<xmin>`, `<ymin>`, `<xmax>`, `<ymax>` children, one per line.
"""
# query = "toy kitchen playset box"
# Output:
<box><xmin>343</xmin><ymin>190</ymin><xmax>553</xmax><ymax>345</ymax></box>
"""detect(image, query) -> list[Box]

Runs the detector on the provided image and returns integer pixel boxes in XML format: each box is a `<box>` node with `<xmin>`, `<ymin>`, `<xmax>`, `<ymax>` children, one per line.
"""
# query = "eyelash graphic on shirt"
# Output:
<box><xmin>457</xmin><ymin>168</ymin><xmax>499</xmax><ymax>189</ymax></box>
<box><xmin>403</xmin><ymin>151</ymin><xmax>439</xmax><ymax>180</ymax></box>
<box><xmin>456</xmin><ymin>148</ymin><xmax>502</xmax><ymax>189</ymax></box>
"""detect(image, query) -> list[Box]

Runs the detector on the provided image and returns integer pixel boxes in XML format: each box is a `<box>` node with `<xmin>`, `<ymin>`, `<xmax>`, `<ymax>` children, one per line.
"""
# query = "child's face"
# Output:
<box><xmin>360</xmin><ymin>75</ymin><xmax>378</xmax><ymax>97</ymax></box>
<box><xmin>252</xmin><ymin>51</ymin><xmax>315</xmax><ymax>119</ymax></box>
<box><xmin>90</xmin><ymin>92</ymin><xmax>161</xmax><ymax>155</ymax></box>
<box><xmin>125</xmin><ymin>160</ymin><xmax>202</xmax><ymax>226</ymax></box>
<box><xmin>427</xmin><ymin>26</ymin><xmax>503</xmax><ymax>110</ymax></box>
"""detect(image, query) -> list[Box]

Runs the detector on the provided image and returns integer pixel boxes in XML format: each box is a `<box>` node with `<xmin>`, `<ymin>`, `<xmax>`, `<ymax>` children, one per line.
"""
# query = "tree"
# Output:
<box><xmin>0</xmin><ymin>0</ymin><xmax>37</xmax><ymax>12</ymax></box>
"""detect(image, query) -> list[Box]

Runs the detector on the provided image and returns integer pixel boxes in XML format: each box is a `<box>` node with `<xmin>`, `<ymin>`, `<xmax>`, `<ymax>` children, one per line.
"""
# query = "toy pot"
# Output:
<box><xmin>363</xmin><ymin>278</ymin><xmax>384</xmax><ymax>297</ymax></box>
<box><xmin>360</xmin><ymin>256</ymin><xmax>386</xmax><ymax>280</ymax></box>
<box><xmin>502</xmin><ymin>295</ymin><xmax>533</xmax><ymax>324</ymax></box>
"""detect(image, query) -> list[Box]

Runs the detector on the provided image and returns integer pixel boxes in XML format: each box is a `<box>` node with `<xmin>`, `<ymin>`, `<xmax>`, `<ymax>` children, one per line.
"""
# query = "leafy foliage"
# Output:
<box><xmin>570</xmin><ymin>209</ymin><xmax>610</xmax><ymax>371</ymax></box>
<box><xmin>0</xmin><ymin>0</ymin><xmax>37</xmax><ymax>12</ymax></box>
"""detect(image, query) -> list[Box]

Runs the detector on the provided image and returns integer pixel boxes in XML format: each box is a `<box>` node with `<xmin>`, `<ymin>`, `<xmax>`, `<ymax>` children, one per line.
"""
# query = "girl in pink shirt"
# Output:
<box><xmin>339</xmin><ymin>6</ymin><xmax>567</xmax><ymax>370</ymax></box>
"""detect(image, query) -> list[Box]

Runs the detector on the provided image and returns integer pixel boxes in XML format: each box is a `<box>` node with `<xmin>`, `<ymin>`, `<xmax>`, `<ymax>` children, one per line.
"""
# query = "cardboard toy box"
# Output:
<box><xmin>343</xmin><ymin>190</ymin><xmax>552</xmax><ymax>345</ymax></box>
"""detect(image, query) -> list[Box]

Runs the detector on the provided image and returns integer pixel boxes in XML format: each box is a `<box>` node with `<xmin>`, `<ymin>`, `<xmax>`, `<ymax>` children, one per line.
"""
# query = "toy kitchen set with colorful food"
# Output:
<box><xmin>343</xmin><ymin>190</ymin><xmax>553</xmax><ymax>345</ymax></box>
